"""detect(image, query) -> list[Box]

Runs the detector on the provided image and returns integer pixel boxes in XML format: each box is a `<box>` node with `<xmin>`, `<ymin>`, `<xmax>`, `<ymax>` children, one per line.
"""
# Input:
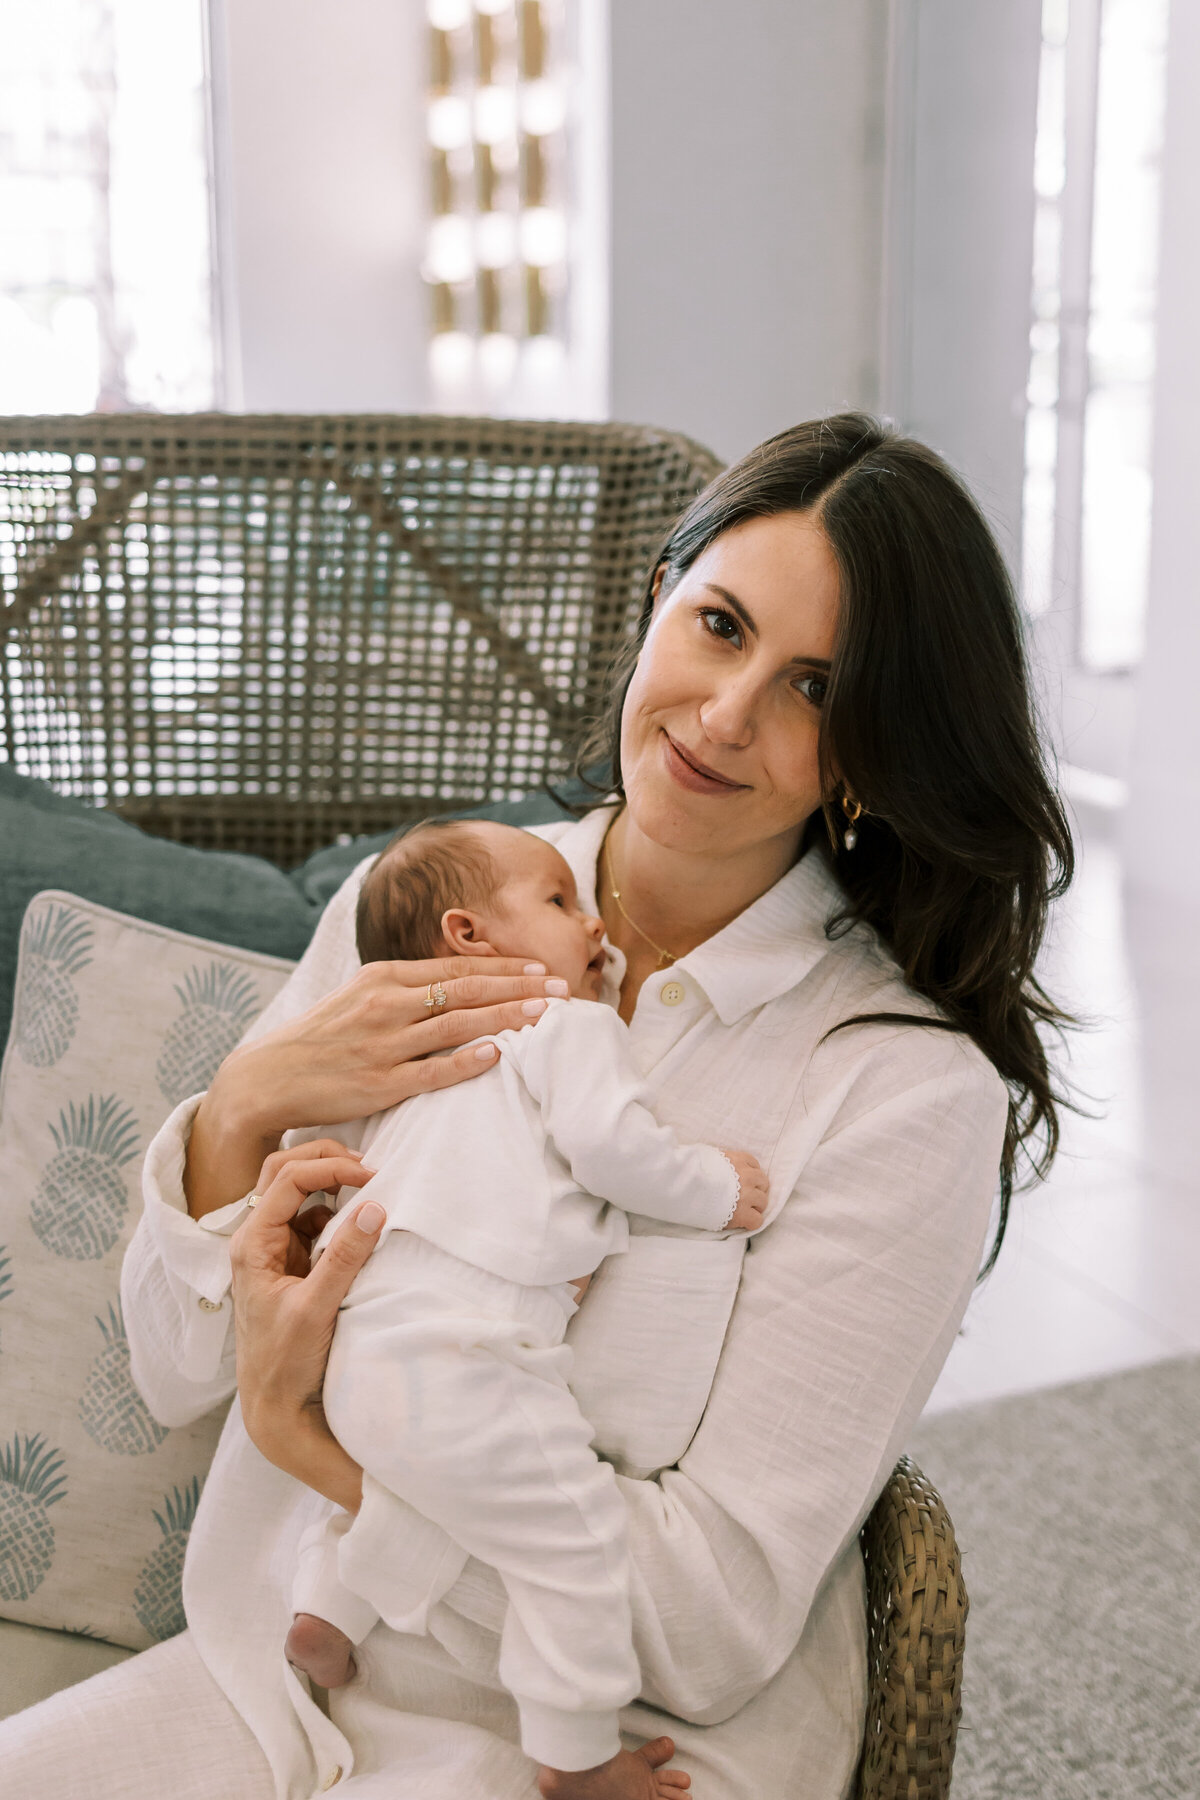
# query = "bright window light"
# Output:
<box><xmin>0</xmin><ymin>0</ymin><xmax>216</xmax><ymax>414</ymax></box>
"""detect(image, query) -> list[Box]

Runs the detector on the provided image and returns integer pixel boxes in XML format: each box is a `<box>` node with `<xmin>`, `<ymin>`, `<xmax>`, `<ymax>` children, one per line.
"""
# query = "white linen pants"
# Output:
<box><xmin>307</xmin><ymin>1232</ymin><xmax>641</xmax><ymax>1770</ymax></box>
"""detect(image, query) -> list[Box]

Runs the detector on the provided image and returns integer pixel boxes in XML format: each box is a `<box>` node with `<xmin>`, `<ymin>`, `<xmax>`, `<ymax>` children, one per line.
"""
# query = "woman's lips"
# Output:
<box><xmin>662</xmin><ymin>731</ymin><xmax>750</xmax><ymax>796</ymax></box>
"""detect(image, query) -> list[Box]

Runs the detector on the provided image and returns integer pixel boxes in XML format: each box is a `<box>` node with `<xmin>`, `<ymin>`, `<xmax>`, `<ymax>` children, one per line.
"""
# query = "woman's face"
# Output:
<box><xmin>619</xmin><ymin>510</ymin><xmax>840</xmax><ymax>863</ymax></box>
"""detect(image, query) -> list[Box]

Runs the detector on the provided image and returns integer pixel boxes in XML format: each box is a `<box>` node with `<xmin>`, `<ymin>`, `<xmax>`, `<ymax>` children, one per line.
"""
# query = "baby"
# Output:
<box><xmin>284</xmin><ymin>818</ymin><xmax>768</xmax><ymax>1793</ymax></box>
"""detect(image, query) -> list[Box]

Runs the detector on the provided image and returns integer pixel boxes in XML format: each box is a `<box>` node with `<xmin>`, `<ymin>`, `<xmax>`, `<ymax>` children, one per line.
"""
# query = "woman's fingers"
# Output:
<box><xmin>255</xmin><ymin>1138</ymin><xmax>363</xmax><ymax>1197</ymax></box>
<box><xmin>251</xmin><ymin>1157</ymin><xmax>373</xmax><ymax>1228</ymax></box>
<box><xmin>304</xmin><ymin>1200</ymin><xmax>386</xmax><ymax>1308</ymax></box>
<box><xmin>390</xmin><ymin>954</ymin><xmax>551</xmax><ymax>985</ymax></box>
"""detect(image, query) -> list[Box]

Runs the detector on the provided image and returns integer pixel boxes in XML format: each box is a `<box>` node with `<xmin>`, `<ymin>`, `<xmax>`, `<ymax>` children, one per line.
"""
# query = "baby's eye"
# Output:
<box><xmin>550</xmin><ymin>894</ymin><xmax>566</xmax><ymax>908</ymax></box>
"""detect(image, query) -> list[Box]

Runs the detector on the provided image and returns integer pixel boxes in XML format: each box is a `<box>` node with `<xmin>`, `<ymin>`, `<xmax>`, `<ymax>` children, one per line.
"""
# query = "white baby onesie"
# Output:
<box><xmin>292</xmin><ymin>996</ymin><xmax>740</xmax><ymax>1772</ymax></box>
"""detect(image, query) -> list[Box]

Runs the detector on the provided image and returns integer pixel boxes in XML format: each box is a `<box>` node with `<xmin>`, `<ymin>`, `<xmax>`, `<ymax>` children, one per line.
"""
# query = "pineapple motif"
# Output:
<box><xmin>0</xmin><ymin>1431</ymin><xmax>67</xmax><ymax>1602</ymax></box>
<box><xmin>14</xmin><ymin>904</ymin><xmax>94</xmax><ymax>1068</ymax></box>
<box><xmin>30</xmin><ymin>1094</ymin><xmax>140</xmax><ymax>1261</ymax></box>
<box><xmin>156</xmin><ymin>963</ymin><xmax>261</xmax><ymax>1108</ymax></box>
<box><xmin>133</xmin><ymin>1477</ymin><xmax>201</xmax><ymax>1642</ymax></box>
<box><xmin>78</xmin><ymin>1300</ymin><xmax>168</xmax><ymax>1456</ymax></box>
<box><xmin>0</xmin><ymin>1246</ymin><xmax>11</xmax><ymax>1357</ymax></box>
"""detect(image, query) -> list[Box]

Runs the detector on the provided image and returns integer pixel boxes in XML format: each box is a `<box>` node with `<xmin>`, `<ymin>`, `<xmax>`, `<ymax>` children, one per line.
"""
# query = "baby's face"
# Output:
<box><xmin>475</xmin><ymin>828</ymin><xmax>608</xmax><ymax>999</ymax></box>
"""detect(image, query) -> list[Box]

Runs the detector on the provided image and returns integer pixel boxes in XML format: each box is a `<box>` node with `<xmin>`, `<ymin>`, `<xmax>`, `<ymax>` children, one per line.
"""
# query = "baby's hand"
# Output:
<box><xmin>722</xmin><ymin>1149</ymin><xmax>768</xmax><ymax>1231</ymax></box>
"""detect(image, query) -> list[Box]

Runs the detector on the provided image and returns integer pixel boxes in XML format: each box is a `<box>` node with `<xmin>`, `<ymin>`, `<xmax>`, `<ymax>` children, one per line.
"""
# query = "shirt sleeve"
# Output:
<box><xmin>513</xmin><ymin>1001</ymin><xmax>740</xmax><ymax>1230</ymax></box>
<box><xmin>121</xmin><ymin>858</ymin><xmax>374</xmax><ymax>1427</ymax></box>
<box><xmin>612</xmin><ymin>1026</ymin><xmax>1008</xmax><ymax>1723</ymax></box>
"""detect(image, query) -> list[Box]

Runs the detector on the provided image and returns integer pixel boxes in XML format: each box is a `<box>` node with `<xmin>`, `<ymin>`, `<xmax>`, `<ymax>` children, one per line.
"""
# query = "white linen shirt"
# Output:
<box><xmin>320</xmin><ymin>996</ymin><xmax>741</xmax><ymax>1288</ymax></box>
<box><xmin>120</xmin><ymin>803</ymin><xmax>1009</xmax><ymax>1800</ymax></box>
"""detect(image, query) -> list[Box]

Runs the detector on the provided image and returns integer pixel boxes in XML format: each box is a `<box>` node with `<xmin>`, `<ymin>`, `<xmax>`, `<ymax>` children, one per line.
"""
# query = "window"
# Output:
<box><xmin>0</xmin><ymin>0</ymin><xmax>217</xmax><ymax>415</ymax></box>
<box><xmin>1021</xmin><ymin>0</ymin><xmax>1170</xmax><ymax>673</ymax></box>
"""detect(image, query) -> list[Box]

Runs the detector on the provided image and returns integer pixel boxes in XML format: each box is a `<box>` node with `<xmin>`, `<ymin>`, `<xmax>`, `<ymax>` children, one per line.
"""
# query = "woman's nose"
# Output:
<box><xmin>699</xmin><ymin>675</ymin><xmax>757</xmax><ymax>747</ymax></box>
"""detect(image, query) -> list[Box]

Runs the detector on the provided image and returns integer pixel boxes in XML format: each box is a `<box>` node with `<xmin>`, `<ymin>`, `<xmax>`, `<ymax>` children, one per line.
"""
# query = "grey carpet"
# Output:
<box><xmin>907</xmin><ymin>1356</ymin><xmax>1200</xmax><ymax>1800</ymax></box>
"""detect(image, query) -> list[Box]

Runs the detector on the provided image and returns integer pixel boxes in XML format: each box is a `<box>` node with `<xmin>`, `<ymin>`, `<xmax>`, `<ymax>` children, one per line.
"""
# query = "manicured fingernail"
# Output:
<box><xmin>522</xmin><ymin>998</ymin><xmax>548</xmax><ymax>1016</ymax></box>
<box><xmin>355</xmin><ymin>1202</ymin><xmax>385</xmax><ymax>1233</ymax></box>
<box><xmin>524</xmin><ymin>962</ymin><xmax>547</xmax><ymax>974</ymax></box>
<box><xmin>545</xmin><ymin>979</ymin><xmax>569</xmax><ymax>996</ymax></box>
<box><xmin>475</xmin><ymin>1043</ymin><xmax>498</xmax><ymax>1060</ymax></box>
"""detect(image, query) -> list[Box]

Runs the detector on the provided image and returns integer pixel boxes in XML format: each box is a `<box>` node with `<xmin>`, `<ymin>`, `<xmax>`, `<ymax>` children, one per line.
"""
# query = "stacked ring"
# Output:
<box><xmin>425</xmin><ymin>982</ymin><xmax>449</xmax><ymax>1010</ymax></box>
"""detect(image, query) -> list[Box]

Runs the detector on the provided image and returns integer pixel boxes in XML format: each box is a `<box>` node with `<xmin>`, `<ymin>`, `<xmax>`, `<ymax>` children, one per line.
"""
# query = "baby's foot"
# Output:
<box><xmin>537</xmin><ymin>1738</ymin><xmax>691</xmax><ymax>1800</ymax></box>
<box><xmin>284</xmin><ymin>1612</ymin><xmax>357</xmax><ymax>1688</ymax></box>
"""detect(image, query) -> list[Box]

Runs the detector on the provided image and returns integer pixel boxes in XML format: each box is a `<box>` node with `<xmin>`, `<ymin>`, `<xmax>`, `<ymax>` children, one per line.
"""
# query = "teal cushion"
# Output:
<box><xmin>0</xmin><ymin>766</ymin><xmax>323</xmax><ymax>1047</ymax></box>
<box><xmin>0</xmin><ymin>768</ymin><xmax>601</xmax><ymax>1043</ymax></box>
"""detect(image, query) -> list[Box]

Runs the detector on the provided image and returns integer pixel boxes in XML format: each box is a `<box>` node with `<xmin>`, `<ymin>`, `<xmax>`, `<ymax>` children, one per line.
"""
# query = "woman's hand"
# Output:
<box><xmin>187</xmin><ymin>955</ymin><xmax>568</xmax><ymax>1219</ymax></box>
<box><xmin>231</xmin><ymin>1143</ymin><xmax>382</xmax><ymax>1513</ymax></box>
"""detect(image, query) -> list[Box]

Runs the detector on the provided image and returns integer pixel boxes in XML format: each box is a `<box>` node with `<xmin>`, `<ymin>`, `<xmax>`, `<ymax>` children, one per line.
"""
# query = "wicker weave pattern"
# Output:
<box><xmin>855</xmin><ymin>1454</ymin><xmax>968</xmax><ymax>1800</ymax></box>
<box><xmin>0</xmin><ymin>414</ymin><xmax>721</xmax><ymax>866</ymax></box>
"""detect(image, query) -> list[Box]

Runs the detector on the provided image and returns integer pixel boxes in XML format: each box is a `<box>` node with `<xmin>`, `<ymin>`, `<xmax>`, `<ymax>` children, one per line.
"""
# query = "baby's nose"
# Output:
<box><xmin>584</xmin><ymin>913</ymin><xmax>605</xmax><ymax>940</ymax></box>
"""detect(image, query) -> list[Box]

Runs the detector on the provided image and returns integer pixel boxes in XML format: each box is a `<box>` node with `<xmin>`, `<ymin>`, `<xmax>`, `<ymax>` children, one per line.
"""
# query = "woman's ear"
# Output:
<box><xmin>440</xmin><ymin>909</ymin><xmax>499</xmax><ymax>958</ymax></box>
<box><xmin>650</xmin><ymin>562</ymin><xmax>667</xmax><ymax>606</ymax></box>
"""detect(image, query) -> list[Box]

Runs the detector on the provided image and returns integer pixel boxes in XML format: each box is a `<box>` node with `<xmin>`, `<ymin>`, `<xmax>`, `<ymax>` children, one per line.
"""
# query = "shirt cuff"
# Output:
<box><xmin>140</xmin><ymin>1093</ymin><xmax>243</xmax><ymax>1306</ymax></box>
<box><xmin>516</xmin><ymin>1700</ymin><xmax>623</xmax><ymax>1773</ymax></box>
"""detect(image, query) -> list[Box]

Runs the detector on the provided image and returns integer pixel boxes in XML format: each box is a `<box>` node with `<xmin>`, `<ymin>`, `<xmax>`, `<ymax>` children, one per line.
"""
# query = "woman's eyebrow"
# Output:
<box><xmin>702</xmin><ymin>584</ymin><xmax>832</xmax><ymax>671</ymax></box>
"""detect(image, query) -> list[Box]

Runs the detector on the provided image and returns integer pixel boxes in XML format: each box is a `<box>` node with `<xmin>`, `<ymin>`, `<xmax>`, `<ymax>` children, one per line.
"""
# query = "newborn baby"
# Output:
<box><xmin>284</xmin><ymin>818</ymin><xmax>768</xmax><ymax>1796</ymax></box>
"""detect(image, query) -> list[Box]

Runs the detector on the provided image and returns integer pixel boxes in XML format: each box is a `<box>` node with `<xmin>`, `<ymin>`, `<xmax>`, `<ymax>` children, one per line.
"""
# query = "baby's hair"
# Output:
<box><xmin>356</xmin><ymin>818</ymin><xmax>503</xmax><ymax>964</ymax></box>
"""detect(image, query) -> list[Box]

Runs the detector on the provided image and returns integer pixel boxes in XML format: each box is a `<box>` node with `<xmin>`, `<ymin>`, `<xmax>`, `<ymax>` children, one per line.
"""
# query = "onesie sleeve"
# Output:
<box><xmin>512</xmin><ymin>1000</ymin><xmax>740</xmax><ymax>1231</ymax></box>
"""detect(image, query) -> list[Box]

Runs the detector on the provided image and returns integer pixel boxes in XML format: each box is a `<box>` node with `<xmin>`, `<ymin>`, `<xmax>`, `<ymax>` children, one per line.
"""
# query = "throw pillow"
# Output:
<box><xmin>0</xmin><ymin>891</ymin><xmax>295</xmax><ymax>1649</ymax></box>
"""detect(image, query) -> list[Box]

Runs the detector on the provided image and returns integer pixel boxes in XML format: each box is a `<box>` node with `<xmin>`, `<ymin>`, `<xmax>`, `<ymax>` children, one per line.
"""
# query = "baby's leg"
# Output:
<box><xmin>327</xmin><ymin>1284</ymin><xmax>641</xmax><ymax>1769</ymax></box>
<box><xmin>286</xmin><ymin>1507</ymin><xmax>382</xmax><ymax>1688</ymax></box>
<box><xmin>284</xmin><ymin>1614</ymin><xmax>357</xmax><ymax>1689</ymax></box>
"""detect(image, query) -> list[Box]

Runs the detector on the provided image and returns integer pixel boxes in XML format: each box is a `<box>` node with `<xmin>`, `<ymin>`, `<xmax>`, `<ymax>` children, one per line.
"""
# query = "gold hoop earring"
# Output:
<box><xmin>841</xmin><ymin>795</ymin><xmax>864</xmax><ymax>851</ymax></box>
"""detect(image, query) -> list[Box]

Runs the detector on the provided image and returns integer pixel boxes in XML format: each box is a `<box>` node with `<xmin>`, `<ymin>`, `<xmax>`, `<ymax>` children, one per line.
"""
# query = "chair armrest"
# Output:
<box><xmin>855</xmin><ymin>1454</ymin><xmax>968</xmax><ymax>1800</ymax></box>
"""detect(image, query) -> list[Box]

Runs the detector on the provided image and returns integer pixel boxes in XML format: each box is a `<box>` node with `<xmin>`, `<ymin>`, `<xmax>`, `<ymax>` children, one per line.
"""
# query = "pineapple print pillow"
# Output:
<box><xmin>0</xmin><ymin>891</ymin><xmax>295</xmax><ymax>1649</ymax></box>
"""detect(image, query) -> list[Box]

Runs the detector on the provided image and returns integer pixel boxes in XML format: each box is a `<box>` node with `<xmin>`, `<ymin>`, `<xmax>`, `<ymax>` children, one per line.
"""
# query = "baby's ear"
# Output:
<box><xmin>440</xmin><ymin>909</ymin><xmax>500</xmax><ymax>958</ymax></box>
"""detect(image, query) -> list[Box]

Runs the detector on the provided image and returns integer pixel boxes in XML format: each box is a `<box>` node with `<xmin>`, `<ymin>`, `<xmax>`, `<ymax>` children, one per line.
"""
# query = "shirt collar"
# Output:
<box><xmin>552</xmin><ymin>802</ymin><xmax>848</xmax><ymax>1026</ymax></box>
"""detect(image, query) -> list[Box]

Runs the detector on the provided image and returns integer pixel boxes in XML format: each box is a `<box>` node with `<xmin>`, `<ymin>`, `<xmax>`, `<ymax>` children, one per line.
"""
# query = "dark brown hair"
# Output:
<box><xmin>576</xmin><ymin>413</ymin><xmax>1074</xmax><ymax>1273</ymax></box>
<box><xmin>356</xmin><ymin>819</ymin><xmax>502</xmax><ymax>963</ymax></box>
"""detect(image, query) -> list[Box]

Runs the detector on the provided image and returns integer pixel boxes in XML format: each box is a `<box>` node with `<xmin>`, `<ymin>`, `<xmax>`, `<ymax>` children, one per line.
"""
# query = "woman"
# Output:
<box><xmin>3</xmin><ymin>415</ymin><xmax>1071</xmax><ymax>1800</ymax></box>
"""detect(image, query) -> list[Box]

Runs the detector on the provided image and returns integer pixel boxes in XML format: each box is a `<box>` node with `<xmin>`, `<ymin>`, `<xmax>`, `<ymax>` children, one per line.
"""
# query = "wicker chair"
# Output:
<box><xmin>0</xmin><ymin>414</ymin><xmax>968</xmax><ymax>1798</ymax></box>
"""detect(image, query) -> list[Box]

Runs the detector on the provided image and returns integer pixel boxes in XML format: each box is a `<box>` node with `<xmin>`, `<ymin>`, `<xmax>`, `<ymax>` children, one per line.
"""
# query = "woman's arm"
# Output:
<box><xmin>232</xmin><ymin>1024</ymin><xmax>1008</xmax><ymax>1726</ymax></box>
<box><xmin>122</xmin><ymin>856</ymin><xmax>566</xmax><ymax>1421</ymax></box>
<box><xmin>182</xmin><ymin>853</ymin><xmax>571</xmax><ymax>1221</ymax></box>
<box><xmin>615</xmin><ymin>1029</ymin><xmax>1008</xmax><ymax>1722</ymax></box>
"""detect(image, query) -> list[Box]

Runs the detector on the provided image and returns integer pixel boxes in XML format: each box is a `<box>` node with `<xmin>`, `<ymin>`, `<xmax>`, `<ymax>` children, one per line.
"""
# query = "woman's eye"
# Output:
<box><xmin>700</xmin><ymin>608</ymin><xmax>741</xmax><ymax>644</ymax></box>
<box><xmin>793</xmin><ymin>673</ymin><xmax>828</xmax><ymax>706</ymax></box>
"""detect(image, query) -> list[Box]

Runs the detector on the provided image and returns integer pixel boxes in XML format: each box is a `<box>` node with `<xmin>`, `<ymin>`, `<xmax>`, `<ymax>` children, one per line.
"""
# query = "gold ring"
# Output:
<box><xmin>425</xmin><ymin>982</ymin><xmax>449</xmax><ymax>1010</ymax></box>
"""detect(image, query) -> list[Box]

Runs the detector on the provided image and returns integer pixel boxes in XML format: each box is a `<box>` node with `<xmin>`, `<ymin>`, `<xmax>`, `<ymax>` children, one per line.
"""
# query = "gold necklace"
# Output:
<box><xmin>600</xmin><ymin>833</ymin><xmax>677</xmax><ymax>968</ymax></box>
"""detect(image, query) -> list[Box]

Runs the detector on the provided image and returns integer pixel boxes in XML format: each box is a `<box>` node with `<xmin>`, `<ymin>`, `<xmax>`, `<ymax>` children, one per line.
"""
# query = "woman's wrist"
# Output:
<box><xmin>250</xmin><ymin>1402</ymin><xmax>363</xmax><ymax>1515</ymax></box>
<box><xmin>184</xmin><ymin>1057</ymin><xmax>284</xmax><ymax>1221</ymax></box>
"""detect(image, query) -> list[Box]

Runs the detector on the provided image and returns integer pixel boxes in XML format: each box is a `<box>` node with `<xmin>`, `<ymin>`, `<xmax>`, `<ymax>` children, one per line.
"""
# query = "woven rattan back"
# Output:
<box><xmin>0</xmin><ymin>414</ymin><xmax>721</xmax><ymax>866</ymax></box>
<box><xmin>855</xmin><ymin>1455</ymin><xmax>968</xmax><ymax>1800</ymax></box>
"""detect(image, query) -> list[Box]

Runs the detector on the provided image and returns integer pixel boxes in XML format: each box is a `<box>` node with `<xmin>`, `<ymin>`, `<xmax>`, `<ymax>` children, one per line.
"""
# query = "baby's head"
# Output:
<box><xmin>356</xmin><ymin>819</ymin><xmax>608</xmax><ymax>1000</ymax></box>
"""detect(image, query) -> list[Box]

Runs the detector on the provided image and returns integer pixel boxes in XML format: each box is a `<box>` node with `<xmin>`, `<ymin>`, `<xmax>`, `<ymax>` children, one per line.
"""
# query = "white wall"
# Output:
<box><xmin>880</xmin><ymin>0</ymin><xmax>1042</xmax><ymax>566</ymax></box>
<box><xmin>1124</xmin><ymin>0</ymin><xmax>1200</xmax><ymax>903</ymax></box>
<box><xmin>607</xmin><ymin>0</ymin><xmax>887</xmax><ymax>463</ymax></box>
<box><xmin>211</xmin><ymin>0</ymin><xmax>428</xmax><ymax>413</ymax></box>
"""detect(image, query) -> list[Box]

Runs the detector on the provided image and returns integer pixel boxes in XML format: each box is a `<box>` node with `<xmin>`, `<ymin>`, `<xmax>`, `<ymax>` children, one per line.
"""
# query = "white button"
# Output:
<box><xmin>197</xmin><ymin>1296</ymin><xmax>222</xmax><ymax>1312</ymax></box>
<box><xmin>321</xmin><ymin>1769</ymin><xmax>343</xmax><ymax>1791</ymax></box>
<box><xmin>660</xmin><ymin>980</ymin><xmax>686</xmax><ymax>1007</ymax></box>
